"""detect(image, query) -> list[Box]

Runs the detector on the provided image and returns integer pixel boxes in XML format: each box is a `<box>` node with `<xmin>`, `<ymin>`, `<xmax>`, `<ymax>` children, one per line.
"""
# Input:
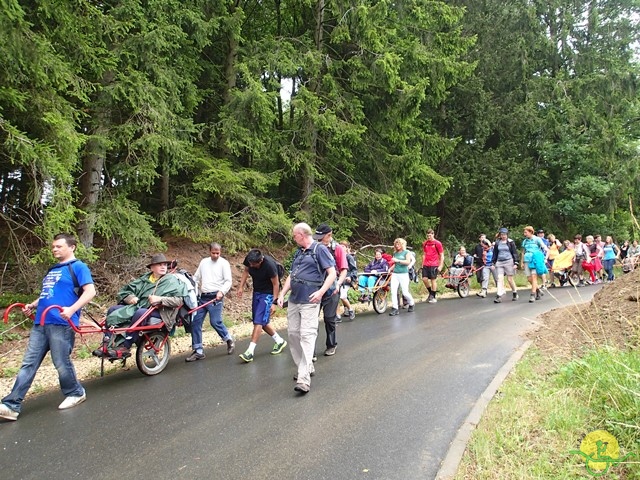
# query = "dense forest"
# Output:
<box><xmin>1</xmin><ymin>0</ymin><xmax>639</xmax><ymax>264</ymax></box>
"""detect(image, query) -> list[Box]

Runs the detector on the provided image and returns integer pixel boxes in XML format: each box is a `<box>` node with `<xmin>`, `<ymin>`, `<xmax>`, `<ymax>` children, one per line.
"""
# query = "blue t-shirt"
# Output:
<box><xmin>289</xmin><ymin>242</ymin><xmax>335</xmax><ymax>304</ymax></box>
<box><xmin>522</xmin><ymin>237</ymin><xmax>545</xmax><ymax>254</ymax></box>
<box><xmin>35</xmin><ymin>260</ymin><xmax>93</xmax><ymax>327</ymax></box>
<box><xmin>603</xmin><ymin>244</ymin><xmax>617</xmax><ymax>261</ymax></box>
<box><xmin>485</xmin><ymin>249</ymin><xmax>494</xmax><ymax>267</ymax></box>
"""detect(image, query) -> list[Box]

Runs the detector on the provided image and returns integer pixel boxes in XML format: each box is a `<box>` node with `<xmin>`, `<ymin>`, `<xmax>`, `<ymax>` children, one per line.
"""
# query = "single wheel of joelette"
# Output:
<box><xmin>136</xmin><ymin>331</ymin><xmax>171</xmax><ymax>376</ymax></box>
<box><xmin>457</xmin><ymin>280</ymin><xmax>470</xmax><ymax>298</ymax></box>
<box><xmin>372</xmin><ymin>288</ymin><xmax>388</xmax><ymax>314</ymax></box>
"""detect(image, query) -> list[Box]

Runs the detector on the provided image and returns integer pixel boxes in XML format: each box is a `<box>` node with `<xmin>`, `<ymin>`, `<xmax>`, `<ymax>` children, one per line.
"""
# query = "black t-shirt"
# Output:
<box><xmin>243</xmin><ymin>255</ymin><xmax>279</xmax><ymax>294</ymax></box>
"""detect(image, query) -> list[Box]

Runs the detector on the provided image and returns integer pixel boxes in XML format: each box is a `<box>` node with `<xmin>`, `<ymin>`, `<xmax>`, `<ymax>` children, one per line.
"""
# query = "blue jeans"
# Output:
<box><xmin>2</xmin><ymin>324</ymin><xmax>84</xmax><ymax>413</ymax></box>
<box><xmin>603</xmin><ymin>258</ymin><xmax>615</xmax><ymax>281</ymax></box>
<box><xmin>190</xmin><ymin>296</ymin><xmax>231</xmax><ymax>351</ymax></box>
<box><xmin>107</xmin><ymin>305</ymin><xmax>161</xmax><ymax>348</ymax></box>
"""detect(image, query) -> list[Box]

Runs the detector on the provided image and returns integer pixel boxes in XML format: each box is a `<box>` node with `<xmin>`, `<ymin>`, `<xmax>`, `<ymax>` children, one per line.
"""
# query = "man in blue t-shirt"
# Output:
<box><xmin>0</xmin><ymin>233</ymin><xmax>96</xmax><ymax>421</ymax></box>
<box><xmin>277</xmin><ymin>223</ymin><xmax>336</xmax><ymax>394</ymax></box>
<box><xmin>236</xmin><ymin>249</ymin><xmax>287</xmax><ymax>362</ymax></box>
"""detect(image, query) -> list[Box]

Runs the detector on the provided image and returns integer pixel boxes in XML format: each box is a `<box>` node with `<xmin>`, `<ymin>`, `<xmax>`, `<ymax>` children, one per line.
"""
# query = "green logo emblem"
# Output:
<box><xmin>570</xmin><ymin>430</ymin><xmax>635</xmax><ymax>476</ymax></box>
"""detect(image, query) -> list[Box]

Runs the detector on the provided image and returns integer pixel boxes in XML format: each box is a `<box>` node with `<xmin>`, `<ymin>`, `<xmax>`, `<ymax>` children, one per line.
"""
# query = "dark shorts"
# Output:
<box><xmin>422</xmin><ymin>266</ymin><xmax>439</xmax><ymax>280</ymax></box>
<box><xmin>252</xmin><ymin>292</ymin><xmax>274</xmax><ymax>326</ymax></box>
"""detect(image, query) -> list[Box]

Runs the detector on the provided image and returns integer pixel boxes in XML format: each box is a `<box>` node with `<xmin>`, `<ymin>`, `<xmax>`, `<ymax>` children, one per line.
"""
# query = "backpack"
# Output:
<box><xmin>346</xmin><ymin>253</ymin><xmax>358</xmax><ymax>285</ymax></box>
<box><xmin>408</xmin><ymin>266</ymin><xmax>419</xmax><ymax>283</ymax></box>
<box><xmin>173</xmin><ymin>268</ymin><xmax>198</xmax><ymax>310</ymax></box>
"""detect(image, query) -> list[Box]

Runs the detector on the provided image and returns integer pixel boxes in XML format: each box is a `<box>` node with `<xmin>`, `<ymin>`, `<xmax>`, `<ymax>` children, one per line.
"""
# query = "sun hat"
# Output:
<box><xmin>146</xmin><ymin>253</ymin><xmax>170</xmax><ymax>268</ymax></box>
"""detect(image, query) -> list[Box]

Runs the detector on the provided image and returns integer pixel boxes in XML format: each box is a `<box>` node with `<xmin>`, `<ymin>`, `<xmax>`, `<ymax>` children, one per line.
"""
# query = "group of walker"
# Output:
<box><xmin>0</xmin><ymin>224</ymin><xmax>630</xmax><ymax>419</ymax></box>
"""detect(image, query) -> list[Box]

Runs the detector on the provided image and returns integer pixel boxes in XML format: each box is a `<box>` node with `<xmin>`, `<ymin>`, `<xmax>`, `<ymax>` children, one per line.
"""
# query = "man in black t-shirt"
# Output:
<box><xmin>236</xmin><ymin>249</ymin><xmax>287</xmax><ymax>362</ymax></box>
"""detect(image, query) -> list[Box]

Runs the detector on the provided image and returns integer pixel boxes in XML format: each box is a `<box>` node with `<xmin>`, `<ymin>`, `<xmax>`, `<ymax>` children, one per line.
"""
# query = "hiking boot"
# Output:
<box><xmin>186</xmin><ymin>350</ymin><xmax>205</xmax><ymax>362</ymax></box>
<box><xmin>512</xmin><ymin>292</ymin><xmax>519</xmax><ymax>301</ymax></box>
<box><xmin>294</xmin><ymin>383</ymin><xmax>310</xmax><ymax>394</ymax></box>
<box><xmin>0</xmin><ymin>403</ymin><xmax>18</xmax><ymax>421</ymax></box>
<box><xmin>407</xmin><ymin>305</ymin><xmax>414</xmax><ymax>313</ymax></box>
<box><xmin>271</xmin><ymin>340</ymin><xmax>287</xmax><ymax>355</ymax></box>
<box><xmin>226</xmin><ymin>339</ymin><xmax>235</xmax><ymax>355</ymax></box>
<box><xmin>476</xmin><ymin>289</ymin><xmax>487</xmax><ymax>298</ymax></box>
<box><xmin>239</xmin><ymin>351</ymin><xmax>254</xmax><ymax>363</ymax></box>
<box><xmin>388</xmin><ymin>308</ymin><xmax>399</xmax><ymax>316</ymax></box>
<box><xmin>106</xmin><ymin>346</ymin><xmax>131</xmax><ymax>359</ymax></box>
<box><xmin>494</xmin><ymin>296</ymin><xmax>502</xmax><ymax>303</ymax></box>
<box><xmin>529</xmin><ymin>294</ymin><xmax>536</xmax><ymax>303</ymax></box>
<box><xmin>324</xmin><ymin>347</ymin><xmax>336</xmax><ymax>356</ymax></box>
<box><xmin>58</xmin><ymin>393</ymin><xmax>86</xmax><ymax>410</ymax></box>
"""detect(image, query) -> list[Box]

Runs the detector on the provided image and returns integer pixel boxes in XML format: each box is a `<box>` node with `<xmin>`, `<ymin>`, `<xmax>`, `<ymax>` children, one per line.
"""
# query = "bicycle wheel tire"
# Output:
<box><xmin>373</xmin><ymin>289</ymin><xmax>388</xmax><ymax>314</ymax></box>
<box><xmin>568</xmin><ymin>270</ymin><xmax>580</xmax><ymax>287</ymax></box>
<box><xmin>136</xmin><ymin>331</ymin><xmax>171</xmax><ymax>376</ymax></box>
<box><xmin>457</xmin><ymin>280</ymin><xmax>470</xmax><ymax>298</ymax></box>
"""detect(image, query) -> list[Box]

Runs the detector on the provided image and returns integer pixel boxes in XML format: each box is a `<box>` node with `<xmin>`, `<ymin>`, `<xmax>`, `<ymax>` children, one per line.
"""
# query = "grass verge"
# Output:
<box><xmin>454</xmin><ymin>347</ymin><xmax>639</xmax><ymax>479</ymax></box>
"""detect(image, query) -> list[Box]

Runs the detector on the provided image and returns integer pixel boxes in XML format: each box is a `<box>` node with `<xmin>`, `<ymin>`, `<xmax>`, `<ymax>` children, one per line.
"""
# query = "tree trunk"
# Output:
<box><xmin>76</xmin><ymin>129</ymin><xmax>106</xmax><ymax>248</ymax></box>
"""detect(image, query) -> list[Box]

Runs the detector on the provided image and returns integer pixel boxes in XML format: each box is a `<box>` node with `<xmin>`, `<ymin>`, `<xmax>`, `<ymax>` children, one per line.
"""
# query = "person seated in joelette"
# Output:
<box><xmin>99</xmin><ymin>254</ymin><xmax>187</xmax><ymax>359</ymax></box>
<box><xmin>448</xmin><ymin>246</ymin><xmax>472</xmax><ymax>287</ymax></box>
<box><xmin>358</xmin><ymin>248</ymin><xmax>389</xmax><ymax>301</ymax></box>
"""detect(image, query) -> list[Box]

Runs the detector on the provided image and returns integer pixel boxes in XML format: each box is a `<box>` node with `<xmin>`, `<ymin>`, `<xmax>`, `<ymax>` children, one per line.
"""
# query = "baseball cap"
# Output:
<box><xmin>312</xmin><ymin>223</ymin><xmax>332</xmax><ymax>240</ymax></box>
<box><xmin>499</xmin><ymin>227</ymin><xmax>508</xmax><ymax>234</ymax></box>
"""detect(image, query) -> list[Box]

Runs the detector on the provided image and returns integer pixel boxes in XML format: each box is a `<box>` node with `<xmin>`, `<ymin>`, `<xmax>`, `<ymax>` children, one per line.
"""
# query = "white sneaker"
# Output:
<box><xmin>58</xmin><ymin>393</ymin><xmax>86</xmax><ymax>410</ymax></box>
<box><xmin>0</xmin><ymin>403</ymin><xmax>19</xmax><ymax>421</ymax></box>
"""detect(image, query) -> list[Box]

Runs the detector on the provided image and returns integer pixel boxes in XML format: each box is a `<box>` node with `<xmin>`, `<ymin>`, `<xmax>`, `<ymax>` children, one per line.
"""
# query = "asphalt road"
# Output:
<box><xmin>0</xmin><ymin>286</ymin><xmax>599</xmax><ymax>480</ymax></box>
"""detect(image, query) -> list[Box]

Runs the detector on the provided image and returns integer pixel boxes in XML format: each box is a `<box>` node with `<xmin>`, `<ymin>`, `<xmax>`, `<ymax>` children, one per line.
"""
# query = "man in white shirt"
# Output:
<box><xmin>186</xmin><ymin>242</ymin><xmax>234</xmax><ymax>362</ymax></box>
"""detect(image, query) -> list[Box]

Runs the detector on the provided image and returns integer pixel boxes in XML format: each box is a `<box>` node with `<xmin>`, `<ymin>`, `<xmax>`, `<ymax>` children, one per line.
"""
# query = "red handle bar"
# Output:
<box><xmin>3</xmin><ymin>303</ymin><xmax>34</xmax><ymax>323</ymax></box>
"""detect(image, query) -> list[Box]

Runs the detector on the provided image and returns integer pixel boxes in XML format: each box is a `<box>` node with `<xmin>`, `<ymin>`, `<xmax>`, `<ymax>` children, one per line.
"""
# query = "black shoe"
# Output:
<box><xmin>512</xmin><ymin>292</ymin><xmax>519</xmax><ymax>301</ymax></box>
<box><xmin>407</xmin><ymin>305</ymin><xmax>414</xmax><ymax>312</ymax></box>
<box><xmin>92</xmin><ymin>348</ymin><xmax>106</xmax><ymax>358</ymax></box>
<box><xmin>226</xmin><ymin>339</ymin><xmax>235</xmax><ymax>355</ymax></box>
<box><xmin>494</xmin><ymin>296</ymin><xmax>502</xmax><ymax>303</ymax></box>
<box><xmin>389</xmin><ymin>308</ymin><xmax>399</xmax><ymax>316</ymax></box>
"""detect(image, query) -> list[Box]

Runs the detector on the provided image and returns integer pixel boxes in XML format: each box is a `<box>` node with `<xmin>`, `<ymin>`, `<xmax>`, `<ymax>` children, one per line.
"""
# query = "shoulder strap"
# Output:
<box><xmin>48</xmin><ymin>260</ymin><xmax>82</xmax><ymax>297</ymax></box>
<box><xmin>67</xmin><ymin>263</ymin><xmax>81</xmax><ymax>296</ymax></box>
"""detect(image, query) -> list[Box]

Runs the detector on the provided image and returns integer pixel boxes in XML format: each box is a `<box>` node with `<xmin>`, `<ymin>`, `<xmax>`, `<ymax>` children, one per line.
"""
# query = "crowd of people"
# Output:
<box><xmin>0</xmin><ymin>225</ymin><xmax>635</xmax><ymax>419</ymax></box>
<box><xmin>448</xmin><ymin>228</ymin><xmax>632</xmax><ymax>304</ymax></box>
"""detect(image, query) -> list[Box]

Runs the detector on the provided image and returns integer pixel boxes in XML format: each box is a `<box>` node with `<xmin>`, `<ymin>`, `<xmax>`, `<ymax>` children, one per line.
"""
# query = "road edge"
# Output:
<box><xmin>434</xmin><ymin>339</ymin><xmax>533</xmax><ymax>480</ymax></box>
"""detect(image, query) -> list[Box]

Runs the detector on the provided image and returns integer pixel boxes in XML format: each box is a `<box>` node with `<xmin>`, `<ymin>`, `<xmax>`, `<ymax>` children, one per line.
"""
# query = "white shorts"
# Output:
<box><xmin>339</xmin><ymin>285</ymin><xmax>350</xmax><ymax>300</ymax></box>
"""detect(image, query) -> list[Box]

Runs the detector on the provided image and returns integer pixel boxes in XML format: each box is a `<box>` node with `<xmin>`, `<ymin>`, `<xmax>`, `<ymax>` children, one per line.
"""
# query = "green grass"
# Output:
<box><xmin>75</xmin><ymin>344</ymin><xmax>97</xmax><ymax>360</ymax></box>
<box><xmin>1</xmin><ymin>367</ymin><xmax>19</xmax><ymax>378</ymax></box>
<box><xmin>455</xmin><ymin>347</ymin><xmax>640</xmax><ymax>479</ymax></box>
